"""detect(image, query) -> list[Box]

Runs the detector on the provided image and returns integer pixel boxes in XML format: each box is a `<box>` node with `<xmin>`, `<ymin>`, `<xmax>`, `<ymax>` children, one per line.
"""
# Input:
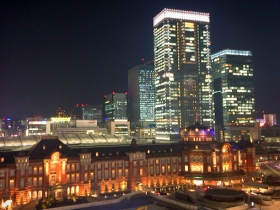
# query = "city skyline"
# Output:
<box><xmin>1</xmin><ymin>0</ymin><xmax>280</xmax><ymax>119</ymax></box>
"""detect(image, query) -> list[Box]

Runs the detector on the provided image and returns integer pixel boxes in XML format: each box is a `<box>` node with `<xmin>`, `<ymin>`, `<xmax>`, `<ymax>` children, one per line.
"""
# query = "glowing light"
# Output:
<box><xmin>2</xmin><ymin>199</ymin><xmax>12</xmax><ymax>208</ymax></box>
<box><xmin>211</xmin><ymin>49</ymin><xmax>252</xmax><ymax>59</ymax></box>
<box><xmin>153</xmin><ymin>8</ymin><xmax>209</xmax><ymax>26</ymax></box>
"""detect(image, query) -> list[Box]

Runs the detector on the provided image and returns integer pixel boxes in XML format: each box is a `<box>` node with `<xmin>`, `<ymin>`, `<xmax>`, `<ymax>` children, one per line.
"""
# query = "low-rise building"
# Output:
<box><xmin>0</xmin><ymin>123</ymin><xmax>255</xmax><ymax>206</ymax></box>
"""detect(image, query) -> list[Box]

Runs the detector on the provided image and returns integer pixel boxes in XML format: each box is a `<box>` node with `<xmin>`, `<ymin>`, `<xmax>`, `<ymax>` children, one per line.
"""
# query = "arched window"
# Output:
<box><xmin>32</xmin><ymin>191</ymin><xmax>37</xmax><ymax>199</ymax></box>
<box><xmin>76</xmin><ymin>186</ymin><xmax>79</xmax><ymax>195</ymax></box>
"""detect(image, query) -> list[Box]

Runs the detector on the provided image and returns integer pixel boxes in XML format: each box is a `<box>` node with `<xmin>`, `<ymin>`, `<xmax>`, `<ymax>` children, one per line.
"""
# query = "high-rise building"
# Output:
<box><xmin>128</xmin><ymin>64</ymin><xmax>155</xmax><ymax>128</ymax></box>
<box><xmin>211</xmin><ymin>49</ymin><xmax>256</xmax><ymax>141</ymax></box>
<box><xmin>153</xmin><ymin>8</ymin><xmax>213</xmax><ymax>139</ymax></box>
<box><xmin>71</xmin><ymin>105</ymin><xmax>103</xmax><ymax>127</ymax></box>
<box><xmin>0</xmin><ymin>118</ymin><xmax>25</xmax><ymax>137</ymax></box>
<box><xmin>104</xmin><ymin>92</ymin><xmax>127</xmax><ymax>121</ymax></box>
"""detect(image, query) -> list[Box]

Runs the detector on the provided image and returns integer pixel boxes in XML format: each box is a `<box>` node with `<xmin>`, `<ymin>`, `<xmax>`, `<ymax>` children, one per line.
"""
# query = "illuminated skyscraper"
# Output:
<box><xmin>104</xmin><ymin>92</ymin><xmax>127</xmax><ymax>121</ymax></box>
<box><xmin>211</xmin><ymin>49</ymin><xmax>256</xmax><ymax>141</ymax></box>
<box><xmin>153</xmin><ymin>8</ymin><xmax>213</xmax><ymax>139</ymax></box>
<box><xmin>128</xmin><ymin>65</ymin><xmax>155</xmax><ymax>128</ymax></box>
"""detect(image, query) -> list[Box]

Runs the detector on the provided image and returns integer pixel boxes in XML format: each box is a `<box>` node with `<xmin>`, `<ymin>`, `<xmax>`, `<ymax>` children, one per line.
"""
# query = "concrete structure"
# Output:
<box><xmin>211</xmin><ymin>49</ymin><xmax>256</xmax><ymax>142</ymax></box>
<box><xmin>26</xmin><ymin>117</ymin><xmax>50</xmax><ymax>136</ymax></box>
<box><xmin>50</xmin><ymin>117</ymin><xmax>71</xmax><ymax>135</ymax></box>
<box><xmin>153</xmin><ymin>8</ymin><xmax>213</xmax><ymax>139</ymax></box>
<box><xmin>130</xmin><ymin>127</ymin><xmax>156</xmax><ymax>139</ymax></box>
<box><xmin>106</xmin><ymin>120</ymin><xmax>130</xmax><ymax>136</ymax></box>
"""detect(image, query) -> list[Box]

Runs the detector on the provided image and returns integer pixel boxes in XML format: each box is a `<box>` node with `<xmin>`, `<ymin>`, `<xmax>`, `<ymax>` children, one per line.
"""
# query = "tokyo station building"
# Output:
<box><xmin>0</xmin><ymin>123</ymin><xmax>255</xmax><ymax>205</ymax></box>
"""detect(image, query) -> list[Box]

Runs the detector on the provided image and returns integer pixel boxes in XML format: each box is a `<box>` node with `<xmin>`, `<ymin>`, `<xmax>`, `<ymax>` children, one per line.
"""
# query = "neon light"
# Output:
<box><xmin>153</xmin><ymin>8</ymin><xmax>209</xmax><ymax>26</ymax></box>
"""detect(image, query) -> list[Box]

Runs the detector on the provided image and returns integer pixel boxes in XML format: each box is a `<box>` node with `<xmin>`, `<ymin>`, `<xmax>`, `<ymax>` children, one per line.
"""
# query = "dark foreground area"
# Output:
<box><xmin>79</xmin><ymin>194</ymin><xmax>176</xmax><ymax>210</ymax></box>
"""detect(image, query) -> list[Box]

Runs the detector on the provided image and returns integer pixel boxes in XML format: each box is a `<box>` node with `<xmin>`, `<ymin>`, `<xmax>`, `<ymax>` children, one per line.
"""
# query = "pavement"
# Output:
<box><xmin>10</xmin><ymin>184</ymin><xmax>280</xmax><ymax>210</ymax></box>
<box><xmin>255</xmin><ymin>200</ymin><xmax>280</xmax><ymax>210</ymax></box>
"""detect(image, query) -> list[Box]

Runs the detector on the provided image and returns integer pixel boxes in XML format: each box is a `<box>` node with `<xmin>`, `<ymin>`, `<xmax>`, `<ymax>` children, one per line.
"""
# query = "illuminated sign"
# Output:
<box><xmin>28</xmin><ymin>121</ymin><xmax>47</xmax><ymax>125</ymax></box>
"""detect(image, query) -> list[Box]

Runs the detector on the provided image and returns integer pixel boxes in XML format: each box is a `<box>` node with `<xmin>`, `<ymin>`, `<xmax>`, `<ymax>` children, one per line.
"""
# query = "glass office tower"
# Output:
<box><xmin>211</xmin><ymin>49</ymin><xmax>256</xmax><ymax>141</ymax></box>
<box><xmin>104</xmin><ymin>93</ymin><xmax>127</xmax><ymax>121</ymax></box>
<box><xmin>153</xmin><ymin>8</ymin><xmax>213</xmax><ymax>139</ymax></box>
<box><xmin>128</xmin><ymin>65</ymin><xmax>155</xmax><ymax>128</ymax></box>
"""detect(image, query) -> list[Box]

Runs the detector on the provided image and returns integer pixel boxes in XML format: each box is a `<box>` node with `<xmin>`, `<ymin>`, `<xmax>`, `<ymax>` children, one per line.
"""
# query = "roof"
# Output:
<box><xmin>211</xmin><ymin>49</ymin><xmax>252</xmax><ymax>59</ymax></box>
<box><xmin>186</xmin><ymin>122</ymin><xmax>209</xmax><ymax>130</ymax></box>
<box><xmin>27</xmin><ymin>136</ymin><xmax>79</xmax><ymax>160</ymax></box>
<box><xmin>243</xmin><ymin>182</ymin><xmax>270</xmax><ymax>189</ymax></box>
<box><xmin>73</xmin><ymin>141</ymin><xmax>182</xmax><ymax>160</ymax></box>
<box><xmin>179</xmin><ymin>141</ymin><xmax>230</xmax><ymax>152</ymax></box>
<box><xmin>181</xmin><ymin>170</ymin><xmax>245</xmax><ymax>180</ymax></box>
<box><xmin>0</xmin><ymin>134</ymin><xmax>123</xmax><ymax>151</ymax></box>
<box><xmin>153</xmin><ymin>8</ymin><xmax>209</xmax><ymax>26</ymax></box>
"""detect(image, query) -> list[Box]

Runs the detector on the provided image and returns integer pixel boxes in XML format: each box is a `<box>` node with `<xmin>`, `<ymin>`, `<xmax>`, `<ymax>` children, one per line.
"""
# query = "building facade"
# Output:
<box><xmin>26</xmin><ymin>117</ymin><xmax>50</xmax><ymax>136</ymax></box>
<box><xmin>0</xmin><ymin>118</ymin><xmax>25</xmax><ymax>137</ymax></box>
<box><xmin>211</xmin><ymin>49</ymin><xmax>256</xmax><ymax>141</ymax></box>
<box><xmin>0</xmin><ymin>124</ymin><xmax>255</xmax><ymax>206</ymax></box>
<box><xmin>106</xmin><ymin>120</ymin><xmax>130</xmax><ymax>136</ymax></box>
<box><xmin>71</xmin><ymin>105</ymin><xmax>103</xmax><ymax>127</ymax></box>
<box><xmin>104</xmin><ymin>93</ymin><xmax>127</xmax><ymax>121</ymax></box>
<box><xmin>128</xmin><ymin>64</ymin><xmax>155</xmax><ymax>128</ymax></box>
<box><xmin>153</xmin><ymin>8</ymin><xmax>213</xmax><ymax>139</ymax></box>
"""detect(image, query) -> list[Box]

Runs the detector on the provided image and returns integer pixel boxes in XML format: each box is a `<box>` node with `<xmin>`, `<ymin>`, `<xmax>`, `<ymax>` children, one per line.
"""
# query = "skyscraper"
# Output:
<box><xmin>211</xmin><ymin>49</ymin><xmax>256</xmax><ymax>141</ymax></box>
<box><xmin>104</xmin><ymin>92</ymin><xmax>127</xmax><ymax>121</ymax></box>
<box><xmin>153</xmin><ymin>8</ymin><xmax>213</xmax><ymax>139</ymax></box>
<box><xmin>128</xmin><ymin>64</ymin><xmax>155</xmax><ymax>128</ymax></box>
<box><xmin>71</xmin><ymin>105</ymin><xmax>103</xmax><ymax>126</ymax></box>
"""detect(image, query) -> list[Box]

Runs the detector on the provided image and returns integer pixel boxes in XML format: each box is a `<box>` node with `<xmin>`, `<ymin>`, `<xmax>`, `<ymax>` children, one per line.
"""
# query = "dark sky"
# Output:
<box><xmin>1</xmin><ymin>0</ymin><xmax>280</xmax><ymax>119</ymax></box>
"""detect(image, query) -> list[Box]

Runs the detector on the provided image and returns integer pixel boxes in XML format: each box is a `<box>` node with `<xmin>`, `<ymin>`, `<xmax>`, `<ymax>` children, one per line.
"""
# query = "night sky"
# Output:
<box><xmin>1</xmin><ymin>0</ymin><xmax>280</xmax><ymax>119</ymax></box>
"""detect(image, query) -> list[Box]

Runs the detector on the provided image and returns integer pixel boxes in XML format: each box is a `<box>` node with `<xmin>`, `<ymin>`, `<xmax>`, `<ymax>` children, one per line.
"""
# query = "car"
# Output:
<box><xmin>154</xmin><ymin>191</ymin><xmax>167</xmax><ymax>195</ymax></box>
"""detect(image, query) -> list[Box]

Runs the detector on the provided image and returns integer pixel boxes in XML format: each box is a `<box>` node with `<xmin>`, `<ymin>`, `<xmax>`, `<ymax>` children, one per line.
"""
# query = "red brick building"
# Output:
<box><xmin>0</xmin><ymin>124</ymin><xmax>255</xmax><ymax>206</ymax></box>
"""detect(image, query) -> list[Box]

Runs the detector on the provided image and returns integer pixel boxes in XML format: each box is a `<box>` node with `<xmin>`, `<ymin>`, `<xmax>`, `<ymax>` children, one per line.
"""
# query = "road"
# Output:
<box><xmin>258</xmin><ymin>160</ymin><xmax>280</xmax><ymax>180</ymax></box>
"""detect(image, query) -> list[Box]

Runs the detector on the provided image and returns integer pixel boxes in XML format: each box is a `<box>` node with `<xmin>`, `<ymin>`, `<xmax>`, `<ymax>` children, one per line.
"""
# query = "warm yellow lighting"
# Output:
<box><xmin>2</xmin><ymin>199</ymin><xmax>12</xmax><ymax>208</ymax></box>
<box><xmin>62</xmin><ymin>160</ymin><xmax>66</xmax><ymax>174</ymax></box>
<box><xmin>51</xmin><ymin>117</ymin><xmax>71</xmax><ymax>123</ymax></box>
<box><xmin>45</xmin><ymin>161</ymin><xmax>49</xmax><ymax>175</ymax></box>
